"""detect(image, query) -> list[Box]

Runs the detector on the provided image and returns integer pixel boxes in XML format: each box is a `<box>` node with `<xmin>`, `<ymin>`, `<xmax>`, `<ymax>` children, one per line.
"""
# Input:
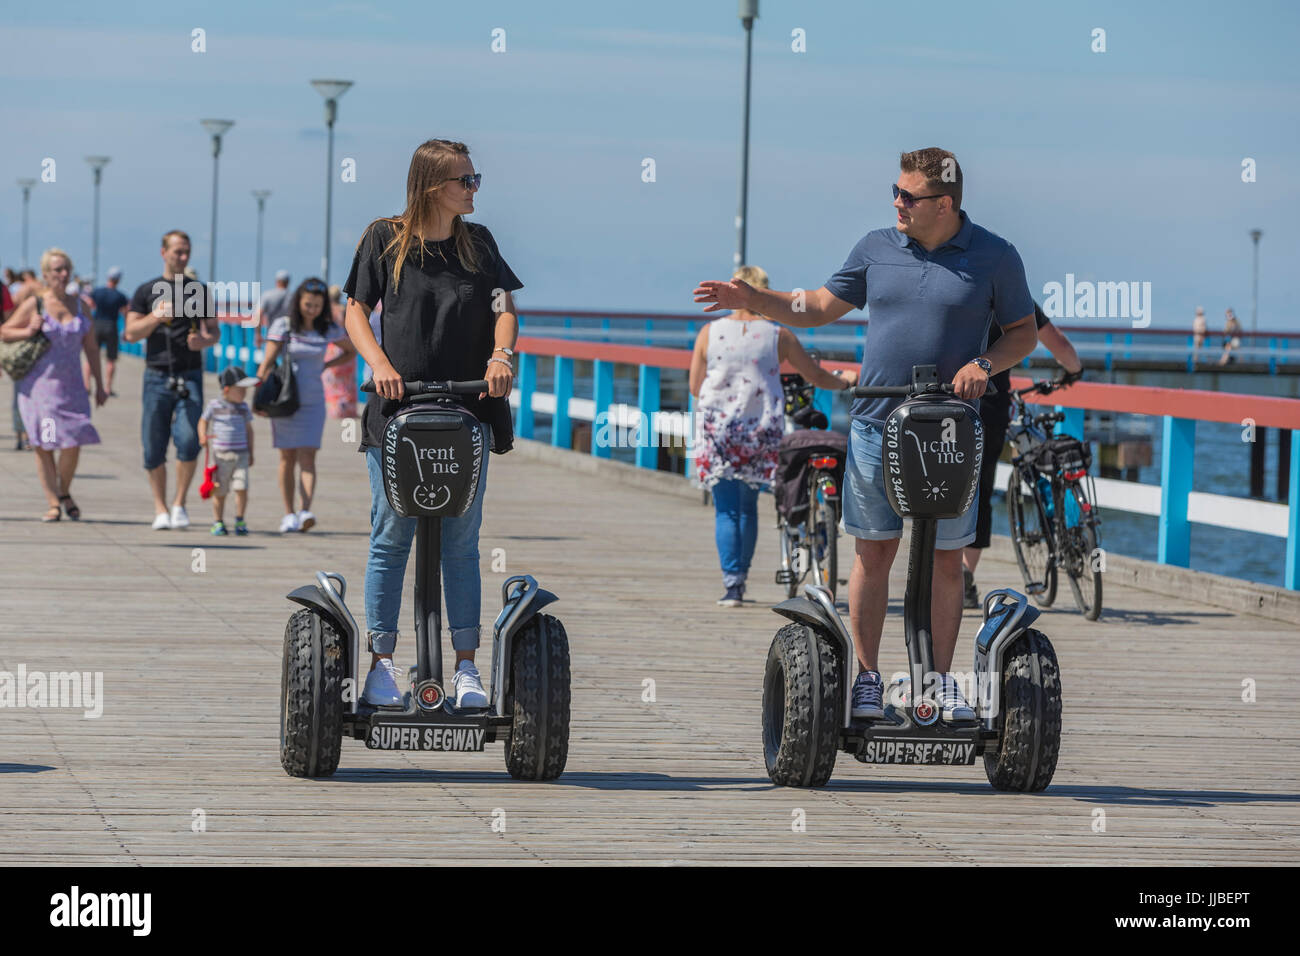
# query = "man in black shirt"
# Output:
<box><xmin>963</xmin><ymin>303</ymin><xmax>1082</xmax><ymax>606</ymax></box>
<box><xmin>124</xmin><ymin>230</ymin><xmax>220</xmax><ymax>530</ymax></box>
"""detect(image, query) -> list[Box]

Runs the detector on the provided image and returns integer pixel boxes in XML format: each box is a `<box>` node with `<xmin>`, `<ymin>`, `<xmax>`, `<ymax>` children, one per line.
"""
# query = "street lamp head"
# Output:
<box><xmin>200</xmin><ymin>118</ymin><xmax>235</xmax><ymax>138</ymax></box>
<box><xmin>252</xmin><ymin>189</ymin><xmax>272</xmax><ymax>201</ymax></box>
<box><xmin>17</xmin><ymin>177</ymin><xmax>37</xmax><ymax>188</ymax></box>
<box><xmin>311</xmin><ymin>79</ymin><xmax>353</xmax><ymax>101</ymax></box>
<box><xmin>85</xmin><ymin>156</ymin><xmax>111</xmax><ymax>171</ymax></box>
<box><xmin>739</xmin><ymin>0</ymin><xmax>758</xmax><ymax>24</ymax></box>
<box><xmin>1250</xmin><ymin>229</ymin><xmax>1262</xmax><ymax>242</ymax></box>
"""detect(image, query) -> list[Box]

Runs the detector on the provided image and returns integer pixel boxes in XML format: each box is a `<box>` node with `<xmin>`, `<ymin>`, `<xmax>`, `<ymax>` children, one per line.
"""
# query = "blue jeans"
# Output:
<box><xmin>141</xmin><ymin>367</ymin><xmax>203</xmax><ymax>470</ymax></box>
<box><xmin>712</xmin><ymin>478</ymin><xmax>760</xmax><ymax>587</ymax></box>
<box><xmin>363</xmin><ymin>430</ymin><xmax>490</xmax><ymax>655</ymax></box>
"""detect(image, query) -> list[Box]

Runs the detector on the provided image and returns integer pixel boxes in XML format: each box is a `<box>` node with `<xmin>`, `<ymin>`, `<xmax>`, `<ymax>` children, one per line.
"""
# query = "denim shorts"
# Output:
<box><xmin>842</xmin><ymin>419</ymin><xmax>977</xmax><ymax>550</ymax></box>
<box><xmin>141</xmin><ymin>367</ymin><xmax>203</xmax><ymax>470</ymax></box>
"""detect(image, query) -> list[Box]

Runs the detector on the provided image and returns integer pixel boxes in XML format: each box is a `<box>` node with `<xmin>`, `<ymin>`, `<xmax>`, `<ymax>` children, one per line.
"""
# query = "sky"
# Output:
<box><xmin>3</xmin><ymin>0</ymin><xmax>1298</xmax><ymax>331</ymax></box>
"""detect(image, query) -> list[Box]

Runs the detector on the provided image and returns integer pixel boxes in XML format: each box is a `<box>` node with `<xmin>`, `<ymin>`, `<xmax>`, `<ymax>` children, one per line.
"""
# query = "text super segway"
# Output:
<box><xmin>761</xmin><ymin>365</ymin><xmax>1062</xmax><ymax>790</ymax></box>
<box><xmin>279</xmin><ymin>379</ymin><xmax>571</xmax><ymax>780</ymax></box>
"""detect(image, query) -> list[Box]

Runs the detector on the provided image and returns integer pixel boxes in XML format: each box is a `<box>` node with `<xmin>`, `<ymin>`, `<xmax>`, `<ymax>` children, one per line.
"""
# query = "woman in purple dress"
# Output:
<box><xmin>0</xmin><ymin>248</ymin><xmax>107</xmax><ymax>521</ymax></box>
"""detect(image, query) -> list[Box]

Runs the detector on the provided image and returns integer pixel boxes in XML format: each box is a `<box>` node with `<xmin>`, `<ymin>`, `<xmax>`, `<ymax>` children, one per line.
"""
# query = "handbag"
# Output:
<box><xmin>0</xmin><ymin>297</ymin><xmax>52</xmax><ymax>381</ymax></box>
<box><xmin>253</xmin><ymin>349</ymin><xmax>299</xmax><ymax>418</ymax></box>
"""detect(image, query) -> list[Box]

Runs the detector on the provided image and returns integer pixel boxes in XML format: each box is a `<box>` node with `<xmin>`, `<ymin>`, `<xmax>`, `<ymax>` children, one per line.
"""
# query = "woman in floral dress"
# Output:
<box><xmin>689</xmin><ymin>266</ymin><xmax>853</xmax><ymax>606</ymax></box>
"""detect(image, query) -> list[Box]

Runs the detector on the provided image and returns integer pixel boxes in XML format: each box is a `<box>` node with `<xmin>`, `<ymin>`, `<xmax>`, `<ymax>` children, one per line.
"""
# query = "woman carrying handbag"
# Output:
<box><xmin>255</xmin><ymin>277</ymin><xmax>356</xmax><ymax>533</ymax></box>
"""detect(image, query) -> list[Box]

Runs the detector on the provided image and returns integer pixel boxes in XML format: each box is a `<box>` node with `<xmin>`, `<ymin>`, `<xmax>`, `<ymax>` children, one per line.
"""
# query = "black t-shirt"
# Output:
<box><xmin>982</xmin><ymin>301</ymin><xmax>1050</xmax><ymax>419</ymax></box>
<box><xmin>128</xmin><ymin>276</ymin><xmax>215</xmax><ymax>373</ymax></box>
<box><xmin>344</xmin><ymin>219</ymin><xmax>523</xmax><ymax>451</ymax></box>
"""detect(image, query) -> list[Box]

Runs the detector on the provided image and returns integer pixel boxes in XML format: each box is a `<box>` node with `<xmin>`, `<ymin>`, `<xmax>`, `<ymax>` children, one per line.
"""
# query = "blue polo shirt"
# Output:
<box><xmin>825</xmin><ymin>211</ymin><xmax>1035</xmax><ymax>424</ymax></box>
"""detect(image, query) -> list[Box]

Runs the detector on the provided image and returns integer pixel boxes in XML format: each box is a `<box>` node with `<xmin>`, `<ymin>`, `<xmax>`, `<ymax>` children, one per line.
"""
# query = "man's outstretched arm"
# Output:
<box><xmin>693</xmin><ymin>280</ymin><xmax>855</xmax><ymax>329</ymax></box>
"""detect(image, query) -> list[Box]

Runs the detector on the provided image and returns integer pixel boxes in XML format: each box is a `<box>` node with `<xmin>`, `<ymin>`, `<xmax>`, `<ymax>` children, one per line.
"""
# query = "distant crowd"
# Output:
<box><xmin>1</xmin><ymin>233</ymin><xmax>360</xmax><ymax>533</ymax></box>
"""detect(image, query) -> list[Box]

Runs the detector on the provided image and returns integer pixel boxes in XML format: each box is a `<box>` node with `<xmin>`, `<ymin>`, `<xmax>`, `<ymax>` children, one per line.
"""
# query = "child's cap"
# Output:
<box><xmin>219</xmin><ymin>366</ymin><xmax>259</xmax><ymax>388</ymax></box>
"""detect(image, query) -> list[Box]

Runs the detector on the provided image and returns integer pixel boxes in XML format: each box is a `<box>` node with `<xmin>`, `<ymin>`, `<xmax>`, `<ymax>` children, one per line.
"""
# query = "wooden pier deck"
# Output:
<box><xmin>1</xmin><ymin>357</ymin><xmax>1296</xmax><ymax>865</ymax></box>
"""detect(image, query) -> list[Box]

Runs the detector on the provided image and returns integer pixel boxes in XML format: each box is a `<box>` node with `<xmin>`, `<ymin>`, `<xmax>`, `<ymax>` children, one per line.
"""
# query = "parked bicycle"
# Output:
<box><xmin>1006</xmin><ymin>370</ymin><xmax>1103</xmax><ymax>620</ymax></box>
<box><xmin>773</xmin><ymin>359</ymin><xmax>847</xmax><ymax>602</ymax></box>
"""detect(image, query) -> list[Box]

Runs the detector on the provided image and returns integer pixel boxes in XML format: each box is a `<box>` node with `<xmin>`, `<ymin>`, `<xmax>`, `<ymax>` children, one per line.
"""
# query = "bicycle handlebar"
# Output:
<box><xmin>360</xmin><ymin>379</ymin><xmax>489</xmax><ymax>397</ymax></box>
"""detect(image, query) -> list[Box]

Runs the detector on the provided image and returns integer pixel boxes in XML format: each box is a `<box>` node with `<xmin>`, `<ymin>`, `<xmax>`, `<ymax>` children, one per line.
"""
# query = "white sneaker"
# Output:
<box><xmin>169</xmin><ymin>505</ymin><xmax>190</xmax><ymax>529</ymax></box>
<box><xmin>937</xmin><ymin>674</ymin><xmax>976</xmax><ymax>722</ymax></box>
<box><xmin>452</xmin><ymin>661</ymin><xmax>488</xmax><ymax>709</ymax></box>
<box><xmin>151</xmin><ymin>512</ymin><xmax>171</xmax><ymax>530</ymax></box>
<box><xmin>279</xmin><ymin>512</ymin><xmax>300</xmax><ymax>534</ymax></box>
<box><xmin>297</xmin><ymin>510</ymin><xmax>316</xmax><ymax>532</ymax></box>
<box><xmin>362</xmin><ymin>658</ymin><xmax>404</xmax><ymax>706</ymax></box>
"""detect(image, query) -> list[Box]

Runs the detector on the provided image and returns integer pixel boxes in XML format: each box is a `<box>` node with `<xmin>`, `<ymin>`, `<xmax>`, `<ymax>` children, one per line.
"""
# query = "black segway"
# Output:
<box><xmin>761</xmin><ymin>365</ymin><xmax>1061</xmax><ymax>791</ymax></box>
<box><xmin>279</xmin><ymin>379</ymin><xmax>571</xmax><ymax>780</ymax></box>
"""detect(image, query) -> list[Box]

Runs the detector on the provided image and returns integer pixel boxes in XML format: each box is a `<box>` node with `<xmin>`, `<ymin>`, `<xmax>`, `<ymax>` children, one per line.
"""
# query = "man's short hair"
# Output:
<box><xmin>161</xmin><ymin>229</ymin><xmax>191</xmax><ymax>249</ymax></box>
<box><xmin>899</xmin><ymin>147</ymin><xmax>962</xmax><ymax>211</ymax></box>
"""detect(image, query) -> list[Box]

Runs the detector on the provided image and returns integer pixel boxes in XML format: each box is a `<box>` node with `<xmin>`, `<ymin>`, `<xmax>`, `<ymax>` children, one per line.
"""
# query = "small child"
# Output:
<box><xmin>199</xmin><ymin>365</ymin><xmax>258</xmax><ymax>535</ymax></box>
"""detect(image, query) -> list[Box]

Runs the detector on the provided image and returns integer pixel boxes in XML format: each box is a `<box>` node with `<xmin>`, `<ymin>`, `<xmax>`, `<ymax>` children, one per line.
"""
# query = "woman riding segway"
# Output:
<box><xmin>342</xmin><ymin>139</ymin><xmax>522</xmax><ymax>711</ymax></box>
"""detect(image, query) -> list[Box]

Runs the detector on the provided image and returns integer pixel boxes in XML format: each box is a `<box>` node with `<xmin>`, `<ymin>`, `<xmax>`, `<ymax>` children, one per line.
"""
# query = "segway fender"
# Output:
<box><xmin>773</xmin><ymin>585</ymin><xmax>854</xmax><ymax>729</ymax></box>
<box><xmin>973</xmin><ymin>588</ymin><xmax>1042</xmax><ymax>730</ymax></box>
<box><xmin>286</xmin><ymin>572</ymin><xmax>361</xmax><ymax>715</ymax></box>
<box><xmin>287</xmin><ymin>586</ymin><xmax>351</xmax><ymax>638</ymax></box>
<box><xmin>489</xmin><ymin>575</ymin><xmax>559</xmax><ymax>717</ymax></box>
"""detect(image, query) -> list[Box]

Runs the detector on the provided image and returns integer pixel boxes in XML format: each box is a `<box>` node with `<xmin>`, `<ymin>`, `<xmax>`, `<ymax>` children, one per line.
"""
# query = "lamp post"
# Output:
<box><xmin>252</xmin><ymin>190</ymin><xmax>271</xmax><ymax>294</ymax></box>
<box><xmin>200</xmin><ymin>119</ymin><xmax>235</xmax><ymax>282</ymax></box>
<box><xmin>311</xmin><ymin>79</ymin><xmax>353</xmax><ymax>282</ymax></box>
<box><xmin>85</xmin><ymin>156</ymin><xmax>110</xmax><ymax>282</ymax></box>
<box><xmin>735</xmin><ymin>0</ymin><xmax>758</xmax><ymax>269</ymax></box>
<box><xmin>1249</xmin><ymin>229</ymin><xmax>1262</xmax><ymax>337</ymax></box>
<box><xmin>16</xmin><ymin>178</ymin><xmax>36</xmax><ymax>268</ymax></box>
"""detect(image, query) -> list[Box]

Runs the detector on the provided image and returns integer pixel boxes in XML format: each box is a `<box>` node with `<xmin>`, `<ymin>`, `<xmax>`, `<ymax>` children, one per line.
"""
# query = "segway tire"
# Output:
<box><xmin>983</xmin><ymin>628</ymin><xmax>1062</xmax><ymax>792</ymax></box>
<box><xmin>280</xmin><ymin>609</ymin><xmax>346</xmax><ymax>778</ymax></box>
<box><xmin>504</xmin><ymin>613</ymin><xmax>571</xmax><ymax>781</ymax></box>
<box><xmin>762</xmin><ymin>623</ymin><xmax>841</xmax><ymax>787</ymax></box>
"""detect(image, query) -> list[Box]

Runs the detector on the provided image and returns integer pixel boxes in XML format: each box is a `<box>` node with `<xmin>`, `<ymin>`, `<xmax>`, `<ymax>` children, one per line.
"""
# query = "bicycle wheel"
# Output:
<box><xmin>1063</xmin><ymin>490</ymin><xmax>1103</xmax><ymax>620</ymax></box>
<box><xmin>810</xmin><ymin>473</ymin><xmax>838</xmax><ymax>601</ymax></box>
<box><xmin>1007</xmin><ymin>467</ymin><xmax>1056</xmax><ymax>606</ymax></box>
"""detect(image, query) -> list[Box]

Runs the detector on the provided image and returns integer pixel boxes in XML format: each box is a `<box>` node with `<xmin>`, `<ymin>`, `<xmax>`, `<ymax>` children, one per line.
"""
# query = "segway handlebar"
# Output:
<box><xmin>361</xmin><ymin>379</ymin><xmax>490</xmax><ymax>397</ymax></box>
<box><xmin>848</xmin><ymin>380</ymin><xmax>997</xmax><ymax>399</ymax></box>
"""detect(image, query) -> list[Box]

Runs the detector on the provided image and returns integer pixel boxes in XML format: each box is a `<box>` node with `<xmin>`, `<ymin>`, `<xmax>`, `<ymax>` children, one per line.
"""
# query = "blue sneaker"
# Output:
<box><xmin>234</xmin><ymin>517</ymin><xmax>248</xmax><ymax>536</ymax></box>
<box><xmin>851</xmin><ymin>670</ymin><xmax>884</xmax><ymax>719</ymax></box>
<box><xmin>210</xmin><ymin>520</ymin><xmax>228</xmax><ymax>536</ymax></box>
<box><xmin>717</xmin><ymin>584</ymin><xmax>743</xmax><ymax>607</ymax></box>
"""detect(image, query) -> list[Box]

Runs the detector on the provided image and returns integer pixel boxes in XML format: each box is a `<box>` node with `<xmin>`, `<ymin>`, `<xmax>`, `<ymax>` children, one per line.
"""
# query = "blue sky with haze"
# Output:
<box><xmin>3</xmin><ymin>0</ymin><xmax>1297</xmax><ymax>330</ymax></box>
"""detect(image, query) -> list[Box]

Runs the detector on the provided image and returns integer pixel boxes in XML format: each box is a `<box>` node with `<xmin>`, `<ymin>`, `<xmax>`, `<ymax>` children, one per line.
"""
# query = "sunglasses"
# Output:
<box><xmin>302</xmin><ymin>280</ymin><xmax>327</xmax><ymax>293</ymax></box>
<box><xmin>441</xmin><ymin>173</ymin><xmax>482</xmax><ymax>190</ymax></box>
<box><xmin>892</xmin><ymin>184</ymin><xmax>946</xmax><ymax>208</ymax></box>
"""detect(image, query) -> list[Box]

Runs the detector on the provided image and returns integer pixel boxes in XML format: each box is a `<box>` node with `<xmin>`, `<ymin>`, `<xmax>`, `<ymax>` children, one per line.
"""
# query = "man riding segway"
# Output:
<box><xmin>696</xmin><ymin>147</ymin><xmax>1039</xmax><ymax>724</ymax></box>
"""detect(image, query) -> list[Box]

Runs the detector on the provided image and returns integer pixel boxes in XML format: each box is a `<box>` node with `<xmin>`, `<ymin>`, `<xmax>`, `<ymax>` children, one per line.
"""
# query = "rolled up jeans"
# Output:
<box><xmin>363</xmin><ymin>426</ymin><xmax>490</xmax><ymax>655</ymax></box>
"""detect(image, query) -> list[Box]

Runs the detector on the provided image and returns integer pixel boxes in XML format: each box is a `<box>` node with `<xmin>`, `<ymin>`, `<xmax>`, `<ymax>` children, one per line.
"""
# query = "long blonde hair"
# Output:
<box><xmin>365</xmin><ymin>139</ymin><xmax>483</xmax><ymax>290</ymax></box>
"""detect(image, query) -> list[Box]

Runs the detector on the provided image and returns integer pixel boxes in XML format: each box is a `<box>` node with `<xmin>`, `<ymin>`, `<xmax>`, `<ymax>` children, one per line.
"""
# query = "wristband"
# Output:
<box><xmin>487</xmin><ymin>356</ymin><xmax>514</xmax><ymax>373</ymax></box>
